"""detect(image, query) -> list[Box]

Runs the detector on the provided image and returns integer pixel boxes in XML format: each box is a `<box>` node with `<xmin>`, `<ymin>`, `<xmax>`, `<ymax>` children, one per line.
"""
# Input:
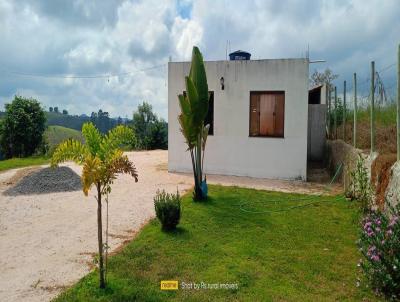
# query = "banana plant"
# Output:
<box><xmin>178</xmin><ymin>46</ymin><xmax>210</xmax><ymax>200</ymax></box>
<box><xmin>51</xmin><ymin>123</ymin><xmax>138</xmax><ymax>288</ymax></box>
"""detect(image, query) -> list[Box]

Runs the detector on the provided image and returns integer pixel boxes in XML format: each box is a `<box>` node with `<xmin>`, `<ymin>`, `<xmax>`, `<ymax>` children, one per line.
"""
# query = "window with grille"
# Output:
<box><xmin>249</xmin><ymin>91</ymin><xmax>285</xmax><ymax>137</ymax></box>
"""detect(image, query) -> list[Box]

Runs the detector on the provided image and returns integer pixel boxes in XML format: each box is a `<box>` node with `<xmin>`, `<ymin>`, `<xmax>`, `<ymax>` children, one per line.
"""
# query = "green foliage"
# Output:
<box><xmin>55</xmin><ymin>186</ymin><xmax>379</xmax><ymax>301</ymax></box>
<box><xmin>154</xmin><ymin>189</ymin><xmax>181</xmax><ymax>230</ymax></box>
<box><xmin>177</xmin><ymin>46</ymin><xmax>210</xmax><ymax>200</ymax></box>
<box><xmin>349</xmin><ymin>154</ymin><xmax>373</xmax><ymax>212</ymax></box>
<box><xmin>346</xmin><ymin>104</ymin><xmax>397</xmax><ymax>126</ymax></box>
<box><xmin>132</xmin><ymin>102</ymin><xmax>168</xmax><ymax>150</ymax></box>
<box><xmin>0</xmin><ymin>96</ymin><xmax>46</xmax><ymax>158</ymax></box>
<box><xmin>44</xmin><ymin>126</ymin><xmax>84</xmax><ymax>155</ymax></box>
<box><xmin>46</xmin><ymin>109</ymin><xmax>126</xmax><ymax>133</ymax></box>
<box><xmin>51</xmin><ymin>122</ymin><xmax>138</xmax><ymax>288</ymax></box>
<box><xmin>358</xmin><ymin>203</ymin><xmax>400</xmax><ymax>300</ymax></box>
<box><xmin>328</xmin><ymin>98</ymin><xmax>344</xmax><ymax>129</ymax></box>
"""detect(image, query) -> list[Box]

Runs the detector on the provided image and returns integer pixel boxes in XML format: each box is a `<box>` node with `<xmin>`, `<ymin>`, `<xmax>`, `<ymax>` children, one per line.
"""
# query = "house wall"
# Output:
<box><xmin>168</xmin><ymin>59</ymin><xmax>309</xmax><ymax>180</ymax></box>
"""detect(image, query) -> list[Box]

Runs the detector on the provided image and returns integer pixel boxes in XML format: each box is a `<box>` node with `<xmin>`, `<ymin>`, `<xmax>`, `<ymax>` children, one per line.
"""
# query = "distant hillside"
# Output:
<box><xmin>46</xmin><ymin>112</ymin><xmax>90</xmax><ymax>131</ymax></box>
<box><xmin>46</xmin><ymin>111</ymin><xmax>130</xmax><ymax>133</ymax></box>
<box><xmin>45</xmin><ymin>126</ymin><xmax>84</xmax><ymax>153</ymax></box>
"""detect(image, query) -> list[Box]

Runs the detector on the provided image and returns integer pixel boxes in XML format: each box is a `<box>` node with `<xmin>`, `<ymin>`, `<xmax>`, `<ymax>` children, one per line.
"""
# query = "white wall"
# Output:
<box><xmin>168</xmin><ymin>59</ymin><xmax>309</xmax><ymax>180</ymax></box>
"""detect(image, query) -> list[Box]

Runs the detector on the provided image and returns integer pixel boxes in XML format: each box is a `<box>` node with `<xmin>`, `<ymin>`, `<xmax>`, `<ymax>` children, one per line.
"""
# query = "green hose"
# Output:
<box><xmin>237</xmin><ymin>163</ymin><xmax>344</xmax><ymax>214</ymax></box>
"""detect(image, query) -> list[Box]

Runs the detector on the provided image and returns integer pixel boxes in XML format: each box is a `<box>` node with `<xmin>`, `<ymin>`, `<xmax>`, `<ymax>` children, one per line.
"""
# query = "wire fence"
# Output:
<box><xmin>327</xmin><ymin>50</ymin><xmax>399</xmax><ymax>159</ymax></box>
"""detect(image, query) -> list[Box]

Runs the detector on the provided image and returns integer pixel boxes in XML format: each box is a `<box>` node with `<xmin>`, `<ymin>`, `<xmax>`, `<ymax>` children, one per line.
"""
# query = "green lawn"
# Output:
<box><xmin>0</xmin><ymin>156</ymin><xmax>49</xmax><ymax>172</ymax></box>
<box><xmin>55</xmin><ymin>185</ymin><xmax>378</xmax><ymax>302</ymax></box>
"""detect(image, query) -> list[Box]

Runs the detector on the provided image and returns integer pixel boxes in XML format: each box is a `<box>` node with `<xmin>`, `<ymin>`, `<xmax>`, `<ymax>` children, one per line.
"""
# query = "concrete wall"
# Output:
<box><xmin>326</xmin><ymin>140</ymin><xmax>400</xmax><ymax>210</ymax></box>
<box><xmin>168</xmin><ymin>58</ymin><xmax>309</xmax><ymax>180</ymax></box>
<box><xmin>308</xmin><ymin>104</ymin><xmax>326</xmax><ymax>161</ymax></box>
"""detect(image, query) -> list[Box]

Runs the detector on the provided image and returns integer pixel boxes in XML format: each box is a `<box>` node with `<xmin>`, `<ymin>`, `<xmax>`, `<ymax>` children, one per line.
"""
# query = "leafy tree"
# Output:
<box><xmin>51</xmin><ymin>123</ymin><xmax>138</xmax><ymax>288</ymax></box>
<box><xmin>177</xmin><ymin>46</ymin><xmax>210</xmax><ymax>200</ymax></box>
<box><xmin>149</xmin><ymin>119</ymin><xmax>168</xmax><ymax>150</ymax></box>
<box><xmin>310</xmin><ymin>68</ymin><xmax>338</xmax><ymax>90</ymax></box>
<box><xmin>62</xmin><ymin>109</ymin><xmax>68</xmax><ymax>115</ymax></box>
<box><xmin>49</xmin><ymin>107</ymin><xmax>53</xmax><ymax>112</ymax></box>
<box><xmin>132</xmin><ymin>102</ymin><xmax>167</xmax><ymax>150</ymax></box>
<box><xmin>54</xmin><ymin>106</ymin><xmax>59</xmax><ymax>113</ymax></box>
<box><xmin>0</xmin><ymin>96</ymin><xmax>46</xmax><ymax>158</ymax></box>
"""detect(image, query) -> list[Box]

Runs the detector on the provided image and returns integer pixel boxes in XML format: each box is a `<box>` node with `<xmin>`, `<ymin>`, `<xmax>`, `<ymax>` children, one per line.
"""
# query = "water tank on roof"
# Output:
<box><xmin>229</xmin><ymin>50</ymin><xmax>251</xmax><ymax>61</ymax></box>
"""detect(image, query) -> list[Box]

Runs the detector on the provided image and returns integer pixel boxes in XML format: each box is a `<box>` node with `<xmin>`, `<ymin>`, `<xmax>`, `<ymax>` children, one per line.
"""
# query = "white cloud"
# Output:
<box><xmin>0</xmin><ymin>0</ymin><xmax>399</xmax><ymax>120</ymax></box>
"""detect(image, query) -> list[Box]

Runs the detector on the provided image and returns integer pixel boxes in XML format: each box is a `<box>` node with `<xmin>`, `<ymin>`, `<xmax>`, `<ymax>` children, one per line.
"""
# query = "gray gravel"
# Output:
<box><xmin>4</xmin><ymin>166</ymin><xmax>82</xmax><ymax>196</ymax></box>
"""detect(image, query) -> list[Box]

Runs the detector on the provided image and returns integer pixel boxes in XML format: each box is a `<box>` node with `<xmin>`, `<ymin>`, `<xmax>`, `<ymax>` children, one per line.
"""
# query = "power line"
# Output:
<box><xmin>0</xmin><ymin>63</ymin><xmax>167</xmax><ymax>79</ymax></box>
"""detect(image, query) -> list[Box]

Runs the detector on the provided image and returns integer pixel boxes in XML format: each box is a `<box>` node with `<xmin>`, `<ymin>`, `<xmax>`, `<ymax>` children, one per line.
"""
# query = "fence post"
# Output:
<box><xmin>353</xmin><ymin>73</ymin><xmax>357</xmax><ymax>148</ymax></box>
<box><xmin>326</xmin><ymin>83</ymin><xmax>330</xmax><ymax>139</ymax></box>
<box><xmin>334</xmin><ymin>86</ymin><xmax>337</xmax><ymax>139</ymax></box>
<box><xmin>343</xmin><ymin>80</ymin><xmax>346</xmax><ymax>141</ymax></box>
<box><xmin>397</xmin><ymin>44</ymin><xmax>400</xmax><ymax>161</ymax></box>
<box><xmin>371</xmin><ymin>61</ymin><xmax>375</xmax><ymax>153</ymax></box>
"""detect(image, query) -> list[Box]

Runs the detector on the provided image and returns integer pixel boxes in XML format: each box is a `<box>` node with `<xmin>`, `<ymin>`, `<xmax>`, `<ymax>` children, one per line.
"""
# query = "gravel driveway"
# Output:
<box><xmin>0</xmin><ymin>150</ymin><xmax>339</xmax><ymax>302</ymax></box>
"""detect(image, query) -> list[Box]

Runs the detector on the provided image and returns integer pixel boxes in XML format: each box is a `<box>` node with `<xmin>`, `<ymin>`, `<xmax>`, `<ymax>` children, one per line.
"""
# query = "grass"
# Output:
<box><xmin>45</xmin><ymin>125</ymin><xmax>84</xmax><ymax>153</ymax></box>
<box><xmin>55</xmin><ymin>185</ymin><xmax>379</xmax><ymax>301</ymax></box>
<box><xmin>0</xmin><ymin>156</ymin><xmax>49</xmax><ymax>172</ymax></box>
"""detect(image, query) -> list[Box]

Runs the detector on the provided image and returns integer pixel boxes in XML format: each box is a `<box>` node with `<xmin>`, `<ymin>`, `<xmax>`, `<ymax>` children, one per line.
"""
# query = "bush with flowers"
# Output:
<box><xmin>358</xmin><ymin>203</ymin><xmax>400</xmax><ymax>300</ymax></box>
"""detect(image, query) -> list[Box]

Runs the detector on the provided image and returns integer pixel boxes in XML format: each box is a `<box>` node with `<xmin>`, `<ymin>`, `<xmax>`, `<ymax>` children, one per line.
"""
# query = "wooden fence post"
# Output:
<box><xmin>334</xmin><ymin>86</ymin><xmax>337</xmax><ymax>139</ymax></box>
<box><xmin>353</xmin><ymin>73</ymin><xmax>357</xmax><ymax>148</ymax></box>
<box><xmin>343</xmin><ymin>80</ymin><xmax>346</xmax><ymax>141</ymax></box>
<box><xmin>371</xmin><ymin>61</ymin><xmax>375</xmax><ymax>153</ymax></box>
<box><xmin>397</xmin><ymin>45</ymin><xmax>400</xmax><ymax>161</ymax></box>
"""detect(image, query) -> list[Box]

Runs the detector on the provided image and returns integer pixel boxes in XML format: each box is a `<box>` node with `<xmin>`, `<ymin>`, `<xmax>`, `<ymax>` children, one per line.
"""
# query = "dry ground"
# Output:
<box><xmin>0</xmin><ymin>150</ymin><xmax>340</xmax><ymax>302</ymax></box>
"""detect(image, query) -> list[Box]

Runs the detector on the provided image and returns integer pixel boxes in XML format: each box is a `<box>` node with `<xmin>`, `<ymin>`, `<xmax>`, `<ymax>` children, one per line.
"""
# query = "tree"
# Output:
<box><xmin>54</xmin><ymin>106</ymin><xmax>59</xmax><ymax>113</ymax></box>
<box><xmin>149</xmin><ymin>119</ymin><xmax>168</xmax><ymax>150</ymax></box>
<box><xmin>0</xmin><ymin>96</ymin><xmax>46</xmax><ymax>158</ymax></box>
<box><xmin>132</xmin><ymin>102</ymin><xmax>158</xmax><ymax>149</ymax></box>
<box><xmin>177</xmin><ymin>46</ymin><xmax>210</xmax><ymax>200</ymax></box>
<box><xmin>62</xmin><ymin>109</ymin><xmax>68</xmax><ymax>115</ymax></box>
<box><xmin>310</xmin><ymin>68</ymin><xmax>338</xmax><ymax>89</ymax></box>
<box><xmin>49</xmin><ymin>107</ymin><xmax>53</xmax><ymax>112</ymax></box>
<box><xmin>51</xmin><ymin>123</ymin><xmax>138</xmax><ymax>288</ymax></box>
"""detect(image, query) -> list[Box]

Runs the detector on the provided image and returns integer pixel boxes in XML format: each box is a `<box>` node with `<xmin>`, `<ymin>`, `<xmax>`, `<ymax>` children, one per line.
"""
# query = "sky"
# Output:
<box><xmin>0</xmin><ymin>0</ymin><xmax>399</xmax><ymax>120</ymax></box>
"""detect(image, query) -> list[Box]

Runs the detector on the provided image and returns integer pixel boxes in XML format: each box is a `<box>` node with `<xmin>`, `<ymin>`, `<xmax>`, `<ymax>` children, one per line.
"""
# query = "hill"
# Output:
<box><xmin>45</xmin><ymin>126</ymin><xmax>84</xmax><ymax>153</ymax></box>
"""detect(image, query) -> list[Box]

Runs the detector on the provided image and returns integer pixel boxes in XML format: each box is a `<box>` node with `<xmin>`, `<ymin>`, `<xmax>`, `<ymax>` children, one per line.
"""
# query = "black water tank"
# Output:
<box><xmin>229</xmin><ymin>50</ymin><xmax>251</xmax><ymax>61</ymax></box>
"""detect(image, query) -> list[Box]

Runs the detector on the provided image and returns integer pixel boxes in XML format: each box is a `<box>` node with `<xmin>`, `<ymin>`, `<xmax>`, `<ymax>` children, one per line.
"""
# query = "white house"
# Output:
<box><xmin>168</xmin><ymin>54</ymin><xmax>310</xmax><ymax>180</ymax></box>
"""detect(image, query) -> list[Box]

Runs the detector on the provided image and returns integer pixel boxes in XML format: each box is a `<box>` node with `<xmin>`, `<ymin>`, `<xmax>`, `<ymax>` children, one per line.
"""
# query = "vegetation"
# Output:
<box><xmin>154</xmin><ymin>189</ymin><xmax>181</xmax><ymax>231</ymax></box>
<box><xmin>51</xmin><ymin>122</ymin><xmax>138</xmax><ymax>288</ymax></box>
<box><xmin>358</xmin><ymin>203</ymin><xmax>400</xmax><ymax>300</ymax></box>
<box><xmin>0</xmin><ymin>96</ymin><xmax>46</xmax><ymax>158</ymax></box>
<box><xmin>0</xmin><ymin>156</ymin><xmax>49</xmax><ymax>172</ymax></box>
<box><xmin>44</xmin><ymin>126</ymin><xmax>84</xmax><ymax>154</ymax></box>
<box><xmin>132</xmin><ymin>102</ymin><xmax>168</xmax><ymax>150</ymax></box>
<box><xmin>349</xmin><ymin>154</ymin><xmax>373</xmax><ymax>212</ymax></box>
<box><xmin>55</xmin><ymin>186</ymin><xmax>379</xmax><ymax>301</ymax></box>
<box><xmin>309</xmin><ymin>68</ymin><xmax>338</xmax><ymax>88</ymax></box>
<box><xmin>46</xmin><ymin>109</ymin><xmax>127</xmax><ymax>133</ymax></box>
<box><xmin>177</xmin><ymin>46</ymin><xmax>210</xmax><ymax>200</ymax></box>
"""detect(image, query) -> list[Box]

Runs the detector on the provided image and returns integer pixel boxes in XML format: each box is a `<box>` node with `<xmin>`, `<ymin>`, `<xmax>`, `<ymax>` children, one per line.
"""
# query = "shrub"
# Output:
<box><xmin>350</xmin><ymin>154</ymin><xmax>373</xmax><ymax>212</ymax></box>
<box><xmin>154</xmin><ymin>190</ymin><xmax>181</xmax><ymax>230</ymax></box>
<box><xmin>358</xmin><ymin>203</ymin><xmax>400</xmax><ymax>300</ymax></box>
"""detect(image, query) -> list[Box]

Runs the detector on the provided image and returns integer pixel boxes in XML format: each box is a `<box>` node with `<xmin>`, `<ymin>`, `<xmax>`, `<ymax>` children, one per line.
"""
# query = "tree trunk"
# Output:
<box><xmin>97</xmin><ymin>183</ymin><xmax>106</xmax><ymax>289</ymax></box>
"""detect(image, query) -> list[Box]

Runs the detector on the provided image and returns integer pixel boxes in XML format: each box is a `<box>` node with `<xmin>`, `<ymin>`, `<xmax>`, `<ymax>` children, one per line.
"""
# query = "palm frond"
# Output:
<box><xmin>81</xmin><ymin>155</ymin><xmax>102</xmax><ymax>196</ymax></box>
<box><xmin>104</xmin><ymin>151</ymin><xmax>138</xmax><ymax>183</ymax></box>
<box><xmin>51</xmin><ymin>139</ymin><xmax>89</xmax><ymax>167</ymax></box>
<box><xmin>100</xmin><ymin>125</ymin><xmax>135</xmax><ymax>160</ymax></box>
<box><xmin>82</xmin><ymin>122</ymin><xmax>102</xmax><ymax>156</ymax></box>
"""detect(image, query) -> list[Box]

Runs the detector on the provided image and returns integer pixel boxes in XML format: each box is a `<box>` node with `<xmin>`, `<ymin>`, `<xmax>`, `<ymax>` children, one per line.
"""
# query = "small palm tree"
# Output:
<box><xmin>51</xmin><ymin>122</ymin><xmax>138</xmax><ymax>288</ymax></box>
